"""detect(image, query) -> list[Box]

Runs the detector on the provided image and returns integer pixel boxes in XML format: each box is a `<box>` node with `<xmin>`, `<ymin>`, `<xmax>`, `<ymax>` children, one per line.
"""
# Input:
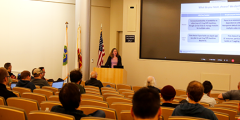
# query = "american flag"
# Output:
<box><xmin>97</xmin><ymin>30</ymin><xmax>105</xmax><ymax>67</ymax></box>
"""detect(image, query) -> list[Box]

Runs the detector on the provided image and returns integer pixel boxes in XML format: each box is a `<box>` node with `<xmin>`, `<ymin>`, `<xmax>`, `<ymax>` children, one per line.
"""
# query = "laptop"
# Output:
<box><xmin>11</xmin><ymin>82</ymin><xmax>17</xmax><ymax>89</ymax></box>
<box><xmin>52</xmin><ymin>81</ymin><xmax>64</xmax><ymax>89</ymax></box>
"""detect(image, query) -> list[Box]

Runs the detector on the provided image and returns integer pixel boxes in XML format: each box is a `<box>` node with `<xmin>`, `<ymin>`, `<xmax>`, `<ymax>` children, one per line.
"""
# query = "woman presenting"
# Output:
<box><xmin>105</xmin><ymin>48</ymin><xmax>122</xmax><ymax>68</ymax></box>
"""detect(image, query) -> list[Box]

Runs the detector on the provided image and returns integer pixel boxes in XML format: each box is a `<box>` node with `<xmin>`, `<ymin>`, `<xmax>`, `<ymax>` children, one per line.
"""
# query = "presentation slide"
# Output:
<box><xmin>179</xmin><ymin>2</ymin><xmax>240</xmax><ymax>55</ymax></box>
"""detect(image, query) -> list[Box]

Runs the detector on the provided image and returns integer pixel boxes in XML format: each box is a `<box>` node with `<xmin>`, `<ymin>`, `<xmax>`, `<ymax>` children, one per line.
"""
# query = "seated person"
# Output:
<box><xmin>51</xmin><ymin>83</ymin><xmax>105</xmax><ymax>120</ymax></box>
<box><xmin>0</xmin><ymin>67</ymin><xmax>17</xmax><ymax>100</ymax></box>
<box><xmin>218</xmin><ymin>82</ymin><xmax>240</xmax><ymax>100</ymax></box>
<box><xmin>131</xmin><ymin>87</ymin><xmax>161</xmax><ymax>120</ymax></box>
<box><xmin>4</xmin><ymin>62</ymin><xmax>16</xmax><ymax>79</ymax></box>
<box><xmin>146</xmin><ymin>76</ymin><xmax>160</xmax><ymax>93</ymax></box>
<box><xmin>201</xmin><ymin>81</ymin><xmax>216</xmax><ymax>107</ymax></box>
<box><xmin>161</xmin><ymin>85</ymin><xmax>179</xmax><ymax>108</ymax></box>
<box><xmin>70</xmin><ymin>69</ymin><xmax>85</xmax><ymax>94</ymax></box>
<box><xmin>16</xmin><ymin>70</ymin><xmax>36</xmax><ymax>91</ymax></box>
<box><xmin>172</xmin><ymin>81</ymin><xmax>218</xmax><ymax>120</ymax></box>
<box><xmin>85</xmin><ymin>71</ymin><xmax>103</xmax><ymax>89</ymax></box>
<box><xmin>39</xmin><ymin>67</ymin><xmax>48</xmax><ymax>80</ymax></box>
<box><xmin>31</xmin><ymin>68</ymin><xmax>49</xmax><ymax>88</ymax></box>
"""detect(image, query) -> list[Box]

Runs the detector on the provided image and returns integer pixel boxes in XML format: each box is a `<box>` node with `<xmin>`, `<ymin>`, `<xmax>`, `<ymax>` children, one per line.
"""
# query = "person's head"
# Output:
<box><xmin>4</xmin><ymin>63</ymin><xmax>12</xmax><ymax>72</ymax></box>
<box><xmin>70</xmin><ymin>69</ymin><xmax>82</xmax><ymax>83</ymax></box>
<box><xmin>187</xmin><ymin>81</ymin><xmax>204</xmax><ymax>102</ymax></box>
<box><xmin>33</xmin><ymin>68</ymin><xmax>43</xmax><ymax>78</ymax></box>
<box><xmin>161</xmin><ymin>85</ymin><xmax>176</xmax><ymax>102</ymax></box>
<box><xmin>0</xmin><ymin>67</ymin><xmax>9</xmax><ymax>85</ymax></box>
<box><xmin>21</xmin><ymin>70</ymin><xmax>31</xmax><ymax>81</ymax></box>
<box><xmin>146</xmin><ymin>76</ymin><xmax>156</xmax><ymax>86</ymax></box>
<box><xmin>109</xmin><ymin>48</ymin><xmax>119</xmax><ymax>58</ymax></box>
<box><xmin>131</xmin><ymin>87</ymin><xmax>161</xmax><ymax>120</ymax></box>
<box><xmin>59</xmin><ymin>83</ymin><xmax>81</xmax><ymax>110</ymax></box>
<box><xmin>39</xmin><ymin>67</ymin><xmax>45</xmax><ymax>78</ymax></box>
<box><xmin>90</xmin><ymin>71</ymin><xmax>98</xmax><ymax>79</ymax></box>
<box><xmin>203</xmin><ymin>80</ymin><xmax>213</xmax><ymax>94</ymax></box>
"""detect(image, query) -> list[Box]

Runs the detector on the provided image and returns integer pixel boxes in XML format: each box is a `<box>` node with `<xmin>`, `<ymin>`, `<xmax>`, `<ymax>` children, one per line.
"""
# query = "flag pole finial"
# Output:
<box><xmin>65</xmin><ymin>22</ymin><xmax>68</xmax><ymax>24</ymax></box>
<box><xmin>101</xmin><ymin>24</ymin><xmax>102</xmax><ymax>29</ymax></box>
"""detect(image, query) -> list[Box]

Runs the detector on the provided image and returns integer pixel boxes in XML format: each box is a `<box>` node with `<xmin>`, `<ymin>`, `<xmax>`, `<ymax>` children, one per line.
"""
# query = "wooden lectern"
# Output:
<box><xmin>93</xmin><ymin>67</ymin><xmax>127</xmax><ymax>84</ymax></box>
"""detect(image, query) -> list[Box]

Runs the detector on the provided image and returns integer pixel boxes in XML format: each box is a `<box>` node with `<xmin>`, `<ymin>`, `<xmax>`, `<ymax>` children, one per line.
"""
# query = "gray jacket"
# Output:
<box><xmin>31</xmin><ymin>79</ymin><xmax>50</xmax><ymax>88</ymax></box>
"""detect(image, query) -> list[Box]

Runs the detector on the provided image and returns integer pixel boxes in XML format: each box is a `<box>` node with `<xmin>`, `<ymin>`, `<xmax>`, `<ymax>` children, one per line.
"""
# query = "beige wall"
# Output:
<box><xmin>122</xmin><ymin>0</ymin><xmax>240</xmax><ymax>90</ymax></box>
<box><xmin>90</xmin><ymin>0</ymin><xmax>124</xmax><ymax>77</ymax></box>
<box><xmin>110</xmin><ymin>0</ymin><xmax>123</xmax><ymax>50</ymax></box>
<box><xmin>90</xmin><ymin>0</ymin><xmax>111</xmax><ymax>77</ymax></box>
<box><xmin>0</xmin><ymin>0</ymin><xmax>75</xmax><ymax>80</ymax></box>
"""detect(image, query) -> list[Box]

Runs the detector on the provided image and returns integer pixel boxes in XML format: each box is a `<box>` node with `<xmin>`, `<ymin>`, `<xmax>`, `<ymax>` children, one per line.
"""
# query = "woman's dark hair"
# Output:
<box><xmin>109</xmin><ymin>48</ymin><xmax>119</xmax><ymax>58</ymax></box>
<box><xmin>132</xmin><ymin>87</ymin><xmax>160</xmax><ymax>119</ymax></box>
<box><xmin>59</xmin><ymin>83</ymin><xmax>81</xmax><ymax>110</ymax></box>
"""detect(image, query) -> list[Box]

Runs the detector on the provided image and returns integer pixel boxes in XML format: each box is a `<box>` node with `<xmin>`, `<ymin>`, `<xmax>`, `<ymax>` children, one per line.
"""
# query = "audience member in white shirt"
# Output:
<box><xmin>200</xmin><ymin>81</ymin><xmax>216</xmax><ymax>107</ymax></box>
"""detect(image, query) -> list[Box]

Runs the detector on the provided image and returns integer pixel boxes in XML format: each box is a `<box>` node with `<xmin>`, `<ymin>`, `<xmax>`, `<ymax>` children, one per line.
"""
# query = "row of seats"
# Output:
<box><xmin>3</xmin><ymin>81</ymin><xmax>238</xmax><ymax>120</ymax></box>
<box><xmin>0</xmin><ymin>96</ymin><xmax>132</xmax><ymax>120</ymax></box>
<box><xmin>0</xmin><ymin>85</ymin><xmax>134</xmax><ymax>120</ymax></box>
<box><xmin>161</xmin><ymin>104</ymin><xmax>239</xmax><ymax>120</ymax></box>
<box><xmin>0</xmin><ymin>104</ymin><xmax>119</xmax><ymax>120</ymax></box>
<box><xmin>81</xmin><ymin>81</ymin><xmax>143</xmax><ymax>92</ymax></box>
<box><xmin>1</xmin><ymin>100</ymin><xmax>239</xmax><ymax>120</ymax></box>
<box><xmin>90</xmin><ymin>82</ymin><xmax>239</xmax><ymax>120</ymax></box>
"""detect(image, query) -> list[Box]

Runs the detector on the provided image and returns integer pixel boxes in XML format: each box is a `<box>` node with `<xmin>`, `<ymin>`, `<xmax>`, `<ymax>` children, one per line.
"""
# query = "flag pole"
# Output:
<box><xmin>66</xmin><ymin>22</ymin><xmax>68</xmax><ymax>80</ymax></box>
<box><xmin>64</xmin><ymin>22</ymin><xmax>69</xmax><ymax>82</ymax></box>
<box><xmin>65</xmin><ymin>22</ymin><xmax>69</xmax><ymax>47</ymax></box>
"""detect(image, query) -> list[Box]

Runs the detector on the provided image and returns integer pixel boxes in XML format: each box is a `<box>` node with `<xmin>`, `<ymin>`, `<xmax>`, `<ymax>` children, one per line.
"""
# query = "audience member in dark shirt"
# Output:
<box><xmin>4</xmin><ymin>63</ymin><xmax>16</xmax><ymax>79</ymax></box>
<box><xmin>70</xmin><ymin>69</ymin><xmax>85</xmax><ymax>94</ymax></box>
<box><xmin>172</xmin><ymin>81</ymin><xmax>218</xmax><ymax>120</ymax></box>
<box><xmin>16</xmin><ymin>70</ymin><xmax>36</xmax><ymax>91</ymax></box>
<box><xmin>131</xmin><ymin>87</ymin><xmax>162</xmax><ymax>120</ymax></box>
<box><xmin>51</xmin><ymin>83</ymin><xmax>105</xmax><ymax>120</ymax></box>
<box><xmin>161</xmin><ymin>85</ymin><xmax>179</xmax><ymax>108</ymax></box>
<box><xmin>0</xmin><ymin>67</ymin><xmax>17</xmax><ymax>100</ymax></box>
<box><xmin>218</xmin><ymin>82</ymin><xmax>240</xmax><ymax>100</ymax></box>
<box><xmin>146</xmin><ymin>76</ymin><xmax>161</xmax><ymax>93</ymax></box>
<box><xmin>31</xmin><ymin>68</ymin><xmax>49</xmax><ymax>88</ymax></box>
<box><xmin>85</xmin><ymin>71</ymin><xmax>103</xmax><ymax>89</ymax></box>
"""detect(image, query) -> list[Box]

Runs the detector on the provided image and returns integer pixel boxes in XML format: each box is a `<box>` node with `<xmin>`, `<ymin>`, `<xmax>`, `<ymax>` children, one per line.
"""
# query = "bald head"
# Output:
<box><xmin>147</xmin><ymin>76</ymin><xmax>156</xmax><ymax>86</ymax></box>
<box><xmin>90</xmin><ymin>71</ymin><xmax>98</xmax><ymax>79</ymax></box>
